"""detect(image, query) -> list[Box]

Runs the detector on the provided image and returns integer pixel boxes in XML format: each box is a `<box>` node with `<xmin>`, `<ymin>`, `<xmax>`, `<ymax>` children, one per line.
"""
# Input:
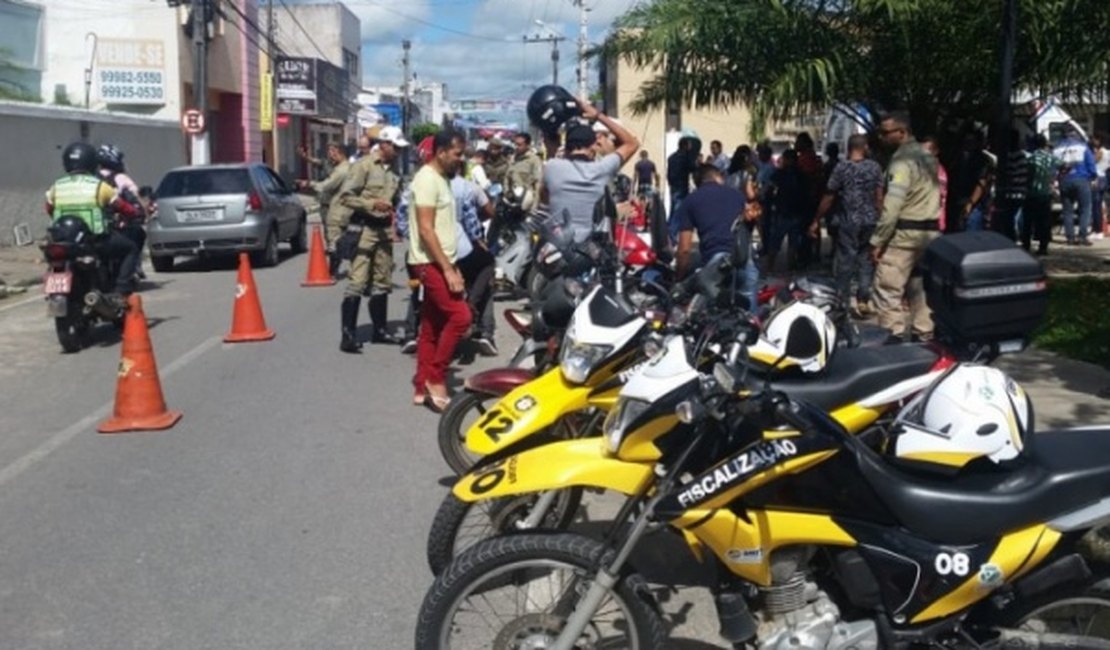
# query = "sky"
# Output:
<box><xmin>287</xmin><ymin>0</ymin><xmax>640</xmax><ymax>100</ymax></box>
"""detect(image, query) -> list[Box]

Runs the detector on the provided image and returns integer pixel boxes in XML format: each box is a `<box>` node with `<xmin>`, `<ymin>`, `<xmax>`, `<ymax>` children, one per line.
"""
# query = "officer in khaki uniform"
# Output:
<box><xmin>297</xmin><ymin>142</ymin><xmax>350</xmax><ymax>276</ymax></box>
<box><xmin>335</xmin><ymin>126</ymin><xmax>408</xmax><ymax>353</ymax></box>
<box><xmin>869</xmin><ymin>112</ymin><xmax>942</xmax><ymax>341</ymax></box>
<box><xmin>483</xmin><ymin>137</ymin><xmax>510</xmax><ymax>188</ymax></box>
<box><xmin>505</xmin><ymin>132</ymin><xmax>543</xmax><ymax>202</ymax></box>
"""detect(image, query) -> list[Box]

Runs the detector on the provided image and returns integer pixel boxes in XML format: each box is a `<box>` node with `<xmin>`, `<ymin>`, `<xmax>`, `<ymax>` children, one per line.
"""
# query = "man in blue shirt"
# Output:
<box><xmin>675</xmin><ymin>165</ymin><xmax>759</xmax><ymax>309</ymax></box>
<box><xmin>1054</xmin><ymin>126</ymin><xmax>1099</xmax><ymax>246</ymax></box>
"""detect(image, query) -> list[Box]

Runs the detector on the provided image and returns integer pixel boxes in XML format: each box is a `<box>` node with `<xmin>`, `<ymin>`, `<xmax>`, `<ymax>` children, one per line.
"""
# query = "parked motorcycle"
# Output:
<box><xmin>418</xmin><ymin>327</ymin><xmax>1110</xmax><ymax>648</ymax></box>
<box><xmin>41</xmin><ymin>216</ymin><xmax>126</xmax><ymax>353</ymax></box>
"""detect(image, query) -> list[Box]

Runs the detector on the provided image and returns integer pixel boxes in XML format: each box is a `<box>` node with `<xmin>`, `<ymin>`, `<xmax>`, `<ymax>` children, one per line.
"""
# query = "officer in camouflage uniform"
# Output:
<box><xmin>869</xmin><ymin>112</ymin><xmax>942</xmax><ymax>341</ymax></box>
<box><xmin>335</xmin><ymin>126</ymin><xmax>408</xmax><ymax>353</ymax></box>
<box><xmin>297</xmin><ymin>142</ymin><xmax>350</xmax><ymax>277</ymax></box>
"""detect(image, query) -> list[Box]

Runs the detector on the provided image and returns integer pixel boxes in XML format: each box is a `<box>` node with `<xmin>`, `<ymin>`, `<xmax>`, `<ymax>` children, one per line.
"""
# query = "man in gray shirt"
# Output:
<box><xmin>544</xmin><ymin>99</ymin><xmax>640</xmax><ymax>243</ymax></box>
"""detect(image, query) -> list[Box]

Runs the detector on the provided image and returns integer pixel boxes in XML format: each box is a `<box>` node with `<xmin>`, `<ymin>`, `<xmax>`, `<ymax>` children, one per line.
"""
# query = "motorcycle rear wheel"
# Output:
<box><xmin>416</xmin><ymin>533</ymin><xmax>665</xmax><ymax>650</ymax></box>
<box><xmin>55</xmin><ymin>309</ymin><xmax>87</xmax><ymax>353</ymax></box>
<box><xmin>426</xmin><ymin>489</ymin><xmax>583</xmax><ymax>575</ymax></box>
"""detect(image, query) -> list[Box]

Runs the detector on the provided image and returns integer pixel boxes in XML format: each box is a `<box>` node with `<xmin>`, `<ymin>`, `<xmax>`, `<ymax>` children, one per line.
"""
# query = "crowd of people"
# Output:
<box><xmin>298</xmin><ymin>98</ymin><xmax>639</xmax><ymax>411</ymax></box>
<box><xmin>663</xmin><ymin>119</ymin><xmax>1110</xmax><ymax>340</ymax></box>
<box><xmin>297</xmin><ymin>105</ymin><xmax>1108</xmax><ymax>409</ymax></box>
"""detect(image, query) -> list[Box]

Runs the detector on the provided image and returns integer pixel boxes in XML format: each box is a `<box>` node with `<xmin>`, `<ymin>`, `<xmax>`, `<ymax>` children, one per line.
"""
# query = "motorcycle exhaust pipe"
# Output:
<box><xmin>84</xmin><ymin>291</ymin><xmax>122</xmax><ymax>320</ymax></box>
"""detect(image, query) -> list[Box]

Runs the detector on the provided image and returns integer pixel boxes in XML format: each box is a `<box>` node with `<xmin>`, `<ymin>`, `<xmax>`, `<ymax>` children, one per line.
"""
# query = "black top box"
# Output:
<box><xmin>923</xmin><ymin>232</ymin><xmax>1047</xmax><ymax>346</ymax></box>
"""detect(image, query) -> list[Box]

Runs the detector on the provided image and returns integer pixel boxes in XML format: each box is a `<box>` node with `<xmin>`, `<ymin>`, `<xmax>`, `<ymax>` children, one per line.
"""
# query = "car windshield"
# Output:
<box><xmin>157</xmin><ymin>169</ymin><xmax>252</xmax><ymax>198</ymax></box>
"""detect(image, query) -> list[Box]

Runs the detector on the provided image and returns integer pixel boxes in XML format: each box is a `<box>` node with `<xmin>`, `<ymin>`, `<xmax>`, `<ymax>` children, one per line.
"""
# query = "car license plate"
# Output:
<box><xmin>44</xmin><ymin>271</ymin><xmax>72</xmax><ymax>294</ymax></box>
<box><xmin>180</xmin><ymin>208</ymin><xmax>223</xmax><ymax>222</ymax></box>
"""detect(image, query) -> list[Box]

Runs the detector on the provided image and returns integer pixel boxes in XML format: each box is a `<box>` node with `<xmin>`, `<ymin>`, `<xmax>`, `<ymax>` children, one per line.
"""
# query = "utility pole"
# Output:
<box><xmin>993</xmin><ymin>0</ymin><xmax>1017</xmax><ymax>237</ymax></box>
<box><xmin>523</xmin><ymin>32</ymin><xmax>565</xmax><ymax>86</ymax></box>
<box><xmin>191</xmin><ymin>0</ymin><xmax>210</xmax><ymax>165</ymax></box>
<box><xmin>401</xmin><ymin>39</ymin><xmax>411</xmax><ymax>175</ymax></box>
<box><xmin>267</xmin><ymin>0</ymin><xmax>278</xmax><ymax>172</ymax></box>
<box><xmin>573</xmin><ymin>0</ymin><xmax>589</xmax><ymax>99</ymax></box>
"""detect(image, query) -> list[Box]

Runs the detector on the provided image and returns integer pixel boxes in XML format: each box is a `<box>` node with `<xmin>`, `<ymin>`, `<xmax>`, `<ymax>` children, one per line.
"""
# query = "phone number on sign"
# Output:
<box><xmin>101</xmin><ymin>85</ymin><xmax>164</xmax><ymax>100</ymax></box>
<box><xmin>99</xmin><ymin>70</ymin><xmax>163</xmax><ymax>85</ymax></box>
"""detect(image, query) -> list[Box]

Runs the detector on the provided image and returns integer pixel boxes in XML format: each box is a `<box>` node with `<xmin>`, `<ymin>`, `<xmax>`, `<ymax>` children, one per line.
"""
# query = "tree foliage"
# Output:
<box><xmin>603</xmin><ymin>0</ymin><xmax>1110</xmax><ymax>139</ymax></box>
<box><xmin>410</xmin><ymin>122</ymin><xmax>442</xmax><ymax>143</ymax></box>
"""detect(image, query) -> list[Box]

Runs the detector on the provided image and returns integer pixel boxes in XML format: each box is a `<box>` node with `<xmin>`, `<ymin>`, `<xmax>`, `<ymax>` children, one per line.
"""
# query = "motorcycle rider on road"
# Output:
<box><xmin>45</xmin><ymin>142</ymin><xmax>141</xmax><ymax>300</ymax></box>
<box><xmin>96</xmin><ymin>144</ymin><xmax>147</xmax><ymax>281</ymax></box>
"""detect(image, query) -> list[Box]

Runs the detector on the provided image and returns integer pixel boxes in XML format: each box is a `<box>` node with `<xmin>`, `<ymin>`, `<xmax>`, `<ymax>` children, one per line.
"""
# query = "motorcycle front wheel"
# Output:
<box><xmin>438</xmin><ymin>392</ymin><xmax>501</xmax><ymax>475</ymax></box>
<box><xmin>426</xmin><ymin>489</ymin><xmax>583</xmax><ymax>575</ymax></box>
<box><xmin>416</xmin><ymin>533</ymin><xmax>665</xmax><ymax>650</ymax></box>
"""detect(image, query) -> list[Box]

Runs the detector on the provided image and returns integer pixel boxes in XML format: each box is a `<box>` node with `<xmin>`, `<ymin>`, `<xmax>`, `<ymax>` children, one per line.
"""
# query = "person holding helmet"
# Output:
<box><xmin>334</xmin><ymin>125</ymin><xmax>408</xmax><ymax>352</ymax></box>
<box><xmin>544</xmin><ymin>98</ymin><xmax>640</xmax><ymax>244</ymax></box>
<box><xmin>45</xmin><ymin>142</ymin><xmax>141</xmax><ymax>299</ymax></box>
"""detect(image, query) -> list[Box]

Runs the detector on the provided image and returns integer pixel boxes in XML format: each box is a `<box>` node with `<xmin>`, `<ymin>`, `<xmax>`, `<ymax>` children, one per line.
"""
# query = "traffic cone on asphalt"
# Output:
<box><xmin>302</xmin><ymin>225</ymin><xmax>336</xmax><ymax>287</ymax></box>
<box><xmin>225</xmin><ymin>252</ymin><xmax>275</xmax><ymax>343</ymax></box>
<box><xmin>98</xmin><ymin>295</ymin><xmax>182</xmax><ymax>433</ymax></box>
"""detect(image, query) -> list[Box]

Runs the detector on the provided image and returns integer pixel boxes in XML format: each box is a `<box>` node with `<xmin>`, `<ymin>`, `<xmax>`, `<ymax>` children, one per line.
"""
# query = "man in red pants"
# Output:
<box><xmin>410</xmin><ymin>130</ymin><xmax>471</xmax><ymax>411</ymax></box>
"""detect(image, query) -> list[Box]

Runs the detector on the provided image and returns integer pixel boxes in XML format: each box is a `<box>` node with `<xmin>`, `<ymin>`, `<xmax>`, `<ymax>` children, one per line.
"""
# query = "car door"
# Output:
<box><xmin>264</xmin><ymin>167</ymin><xmax>299</xmax><ymax>238</ymax></box>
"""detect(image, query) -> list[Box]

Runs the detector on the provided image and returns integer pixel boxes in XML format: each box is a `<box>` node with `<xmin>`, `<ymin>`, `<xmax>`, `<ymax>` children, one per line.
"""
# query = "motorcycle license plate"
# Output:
<box><xmin>43</xmin><ymin>271</ymin><xmax>72</xmax><ymax>294</ymax></box>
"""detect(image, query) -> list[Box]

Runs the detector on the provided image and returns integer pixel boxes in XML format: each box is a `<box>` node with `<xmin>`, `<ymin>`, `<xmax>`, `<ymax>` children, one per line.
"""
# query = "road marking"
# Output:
<box><xmin>0</xmin><ymin>335</ymin><xmax>222</xmax><ymax>489</ymax></box>
<box><xmin>0</xmin><ymin>293</ymin><xmax>41</xmax><ymax>315</ymax></box>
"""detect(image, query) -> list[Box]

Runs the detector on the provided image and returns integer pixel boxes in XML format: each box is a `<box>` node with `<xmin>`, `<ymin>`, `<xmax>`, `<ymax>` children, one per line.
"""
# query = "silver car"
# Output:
<box><xmin>148</xmin><ymin>163</ymin><xmax>307</xmax><ymax>271</ymax></box>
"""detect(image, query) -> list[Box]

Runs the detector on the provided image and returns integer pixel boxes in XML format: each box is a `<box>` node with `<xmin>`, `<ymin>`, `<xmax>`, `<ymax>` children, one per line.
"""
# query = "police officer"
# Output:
<box><xmin>869</xmin><ymin>112</ymin><xmax>941</xmax><ymax>341</ymax></box>
<box><xmin>46</xmin><ymin>143</ymin><xmax>141</xmax><ymax>299</ymax></box>
<box><xmin>297</xmin><ymin>142</ymin><xmax>350</xmax><ymax>277</ymax></box>
<box><xmin>505</xmin><ymin>132</ymin><xmax>543</xmax><ymax>203</ymax></box>
<box><xmin>483</xmin><ymin>137</ymin><xmax>510</xmax><ymax>188</ymax></box>
<box><xmin>335</xmin><ymin>126</ymin><xmax>408</xmax><ymax>352</ymax></box>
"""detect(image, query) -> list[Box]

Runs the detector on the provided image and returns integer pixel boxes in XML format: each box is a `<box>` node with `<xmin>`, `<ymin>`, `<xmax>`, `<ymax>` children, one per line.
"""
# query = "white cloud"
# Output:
<box><xmin>356</xmin><ymin>0</ymin><xmax>634</xmax><ymax>97</ymax></box>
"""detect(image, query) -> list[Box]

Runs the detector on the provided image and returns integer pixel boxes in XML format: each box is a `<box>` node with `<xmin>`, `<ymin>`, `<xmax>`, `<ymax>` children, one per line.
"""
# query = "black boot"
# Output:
<box><xmin>328</xmin><ymin>252</ymin><xmax>341</xmax><ymax>278</ymax></box>
<box><xmin>369</xmin><ymin>293</ymin><xmax>399</xmax><ymax>344</ymax></box>
<box><xmin>340</xmin><ymin>296</ymin><xmax>363</xmax><ymax>353</ymax></box>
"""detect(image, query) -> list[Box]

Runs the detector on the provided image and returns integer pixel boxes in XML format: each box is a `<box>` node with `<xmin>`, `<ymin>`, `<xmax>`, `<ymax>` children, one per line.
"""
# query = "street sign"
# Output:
<box><xmin>181</xmin><ymin>109</ymin><xmax>205</xmax><ymax>134</ymax></box>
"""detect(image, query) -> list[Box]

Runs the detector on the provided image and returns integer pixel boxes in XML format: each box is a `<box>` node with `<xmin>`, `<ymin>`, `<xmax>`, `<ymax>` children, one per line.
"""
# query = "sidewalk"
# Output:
<box><xmin>0</xmin><ymin>244</ymin><xmax>43</xmax><ymax>297</ymax></box>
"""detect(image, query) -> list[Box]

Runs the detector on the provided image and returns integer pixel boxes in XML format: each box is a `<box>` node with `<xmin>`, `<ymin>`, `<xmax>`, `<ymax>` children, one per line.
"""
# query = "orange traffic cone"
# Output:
<box><xmin>302</xmin><ymin>224</ymin><xmax>336</xmax><ymax>287</ymax></box>
<box><xmin>225</xmin><ymin>252</ymin><xmax>275</xmax><ymax>343</ymax></box>
<box><xmin>98</xmin><ymin>295</ymin><xmax>183</xmax><ymax>433</ymax></box>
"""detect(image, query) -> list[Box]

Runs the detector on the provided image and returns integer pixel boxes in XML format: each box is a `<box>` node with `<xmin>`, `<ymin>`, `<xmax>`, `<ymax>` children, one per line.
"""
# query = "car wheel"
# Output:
<box><xmin>289</xmin><ymin>214</ymin><xmax>308</xmax><ymax>255</ymax></box>
<box><xmin>151</xmin><ymin>255</ymin><xmax>174</xmax><ymax>273</ymax></box>
<box><xmin>252</xmin><ymin>228</ymin><xmax>280</xmax><ymax>268</ymax></box>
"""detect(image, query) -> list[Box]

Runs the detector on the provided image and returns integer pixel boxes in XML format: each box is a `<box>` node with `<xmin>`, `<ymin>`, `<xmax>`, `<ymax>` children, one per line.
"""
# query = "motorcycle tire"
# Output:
<box><xmin>417</xmin><ymin>533</ymin><xmax>665</xmax><ymax>650</ymax></box>
<box><xmin>426</xmin><ymin>489</ymin><xmax>583</xmax><ymax>575</ymax></box>
<box><xmin>55</xmin><ymin>309</ymin><xmax>87</xmax><ymax>353</ymax></box>
<box><xmin>983</xmin><ymin>571</ymin><xmax>1110</xmax><ymax>646</ymax></box>
<box><xmin>525</xmin><ymin>264</ymin><xmax>548</xmax><ymax>301</ymax></box>
<box><xmin>438</xmin><ymin>392</ymin><xmax>501</xmax><ymax>475</ymax></box>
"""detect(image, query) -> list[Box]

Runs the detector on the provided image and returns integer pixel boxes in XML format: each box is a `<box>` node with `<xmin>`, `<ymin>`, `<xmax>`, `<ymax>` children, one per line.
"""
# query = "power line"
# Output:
<box><xmin>346</xmin><ymin>0</ymin><xmax>506</xmax><ymax>41</ymax></box>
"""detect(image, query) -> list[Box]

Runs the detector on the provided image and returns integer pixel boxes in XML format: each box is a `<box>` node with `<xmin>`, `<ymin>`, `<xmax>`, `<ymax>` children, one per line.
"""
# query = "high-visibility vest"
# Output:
<box><xmin>50</xmin><ymin>174</ymin><xmax>107</xmax><ymax>235</ymax></box>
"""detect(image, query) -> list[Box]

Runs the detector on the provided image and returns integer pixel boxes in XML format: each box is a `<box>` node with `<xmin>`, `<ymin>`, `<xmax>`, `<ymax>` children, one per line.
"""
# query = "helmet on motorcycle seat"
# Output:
<box><xmin>613</xmin><ymin>174</ymin><xmax>632</xmax><ymax>203</ymax></box>
<box><xmin>62</xmin><ymin>142</ymin><xmax>98</xmax><ymax>174</ymax></box>
<box><xmin>891</xmin><ymin>364</ymin><xmax>1033</xmax><ymax>472</ymax></box>
<box><xmin>747</xmin><ymin>301</ymin><xmax>837</xmax><ymax>373</ymax></box>
<box><xmin>781</xmin><ymin>276</ymin><xmax>843</xmax><ymax>316</ymax></box>
<box><xmin>96</xmin><ymin>144</ymin><xmax>125</xmax><ymax>173</ymax></box>
<box><xmin>48</xmin><ymin>215</ymin><xmax>92</xmax><ymax>245</ymax></box>
<box><xmin>527</xmin><ymin>85</ymin><xmax>580</xmax><ymax>135</ymax></box>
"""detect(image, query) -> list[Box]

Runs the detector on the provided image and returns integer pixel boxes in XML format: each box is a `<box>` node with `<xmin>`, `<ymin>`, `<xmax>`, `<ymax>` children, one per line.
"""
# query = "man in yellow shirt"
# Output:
<box><xmin>409</xmin><ymin>130</ymin><xmax>470</xmax><ymax>411</ymax></box>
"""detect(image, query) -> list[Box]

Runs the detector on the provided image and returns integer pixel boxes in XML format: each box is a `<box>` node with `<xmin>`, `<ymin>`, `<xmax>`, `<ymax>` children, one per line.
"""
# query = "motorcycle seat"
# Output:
<box><xmin>769</xmin><ymin>343</ymin><xmax>939</xmax><ymax>412</ymax></box>
<box><xmin>853</xmin><ymin>427</ymin><xmax>1110</xmax><ymax>544</ymax></box>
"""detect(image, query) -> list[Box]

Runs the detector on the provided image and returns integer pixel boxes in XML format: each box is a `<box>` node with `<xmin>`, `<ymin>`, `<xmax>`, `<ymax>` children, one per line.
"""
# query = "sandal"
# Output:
<box><xmin>424</xmin><ymin>382</ymin><xmax>451</xmax><ymax>413</ymax></box>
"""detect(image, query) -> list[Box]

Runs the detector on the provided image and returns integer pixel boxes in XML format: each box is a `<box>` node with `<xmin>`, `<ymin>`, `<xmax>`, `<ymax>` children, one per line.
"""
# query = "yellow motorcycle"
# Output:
<box><xmin>417</xmin><ymin>335</ymin><xmax>1110</xmax><ymax>649</ymax></box>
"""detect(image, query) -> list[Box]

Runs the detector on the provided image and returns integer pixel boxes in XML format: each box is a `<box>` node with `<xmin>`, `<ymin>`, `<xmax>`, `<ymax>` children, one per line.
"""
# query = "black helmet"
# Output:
<box><xmin>96</xmin><ymin>143</ymin><xmax>125</xmax><ymax>173</ymax></box>
<box><xmin>527</xmin><ymin>85</ymin><xmax>579</xmax><ymax>135</ymax></box>
<box><xmin>48</xmin><ymin>215</ymin><xmax>92</xmax><ymax>245</ymax></box>
<box><xmin>62</xmin><ymin>142</ymin><xmax>97</xmax><ymax>174</ymax></box>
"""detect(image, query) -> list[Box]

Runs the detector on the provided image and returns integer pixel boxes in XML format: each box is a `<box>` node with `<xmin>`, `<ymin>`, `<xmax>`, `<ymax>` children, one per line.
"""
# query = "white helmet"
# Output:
<box><xmin>747</xmin><ymin>301</ymin><xmax>837</xmax><ymax>373</ymax></box>
<box><xmin>892</xmin><ymin>364</ymin><xmax>1033</xmax><ymax>470</ymax></box>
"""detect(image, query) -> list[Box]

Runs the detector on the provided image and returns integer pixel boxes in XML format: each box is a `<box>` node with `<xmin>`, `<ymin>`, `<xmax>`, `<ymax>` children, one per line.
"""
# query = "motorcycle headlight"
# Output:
<box><xmin>559</xmin><ymin>335</ymin><xmax>613</xmax><ymax>385</ymax></box>
<box><xmin>604</xmin><ymin>398</ymin><xmax>651</xmax><ymax>453</ymax></box>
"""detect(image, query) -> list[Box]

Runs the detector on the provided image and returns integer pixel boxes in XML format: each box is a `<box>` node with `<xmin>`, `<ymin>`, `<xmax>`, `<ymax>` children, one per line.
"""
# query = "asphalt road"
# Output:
<box><xmin>0</xmin><ymin>245</ymin><xmax>728</xmax><ymax>649</ymax></box>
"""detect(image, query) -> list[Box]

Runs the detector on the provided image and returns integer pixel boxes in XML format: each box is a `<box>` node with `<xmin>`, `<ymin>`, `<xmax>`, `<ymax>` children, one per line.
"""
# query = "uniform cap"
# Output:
<box><xmin>377</xmin><ymin>126</ymin><xmax>410</xmax><ymax>147</ymax></box>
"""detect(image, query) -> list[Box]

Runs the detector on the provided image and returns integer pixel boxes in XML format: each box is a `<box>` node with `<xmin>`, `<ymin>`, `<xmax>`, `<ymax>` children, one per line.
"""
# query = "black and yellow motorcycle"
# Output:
<box><xmin>416</xmin><ymin>330</ymin><xmax>1110</xmax><ymax>649</ymax></box>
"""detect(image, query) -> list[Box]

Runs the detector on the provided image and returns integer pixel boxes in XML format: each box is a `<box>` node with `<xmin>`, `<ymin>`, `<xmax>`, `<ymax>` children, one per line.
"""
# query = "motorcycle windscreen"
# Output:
<box><xmin>463</xmin><ymin>366</ymin><xmax>592</xmax><ymax>456</ymax></box>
